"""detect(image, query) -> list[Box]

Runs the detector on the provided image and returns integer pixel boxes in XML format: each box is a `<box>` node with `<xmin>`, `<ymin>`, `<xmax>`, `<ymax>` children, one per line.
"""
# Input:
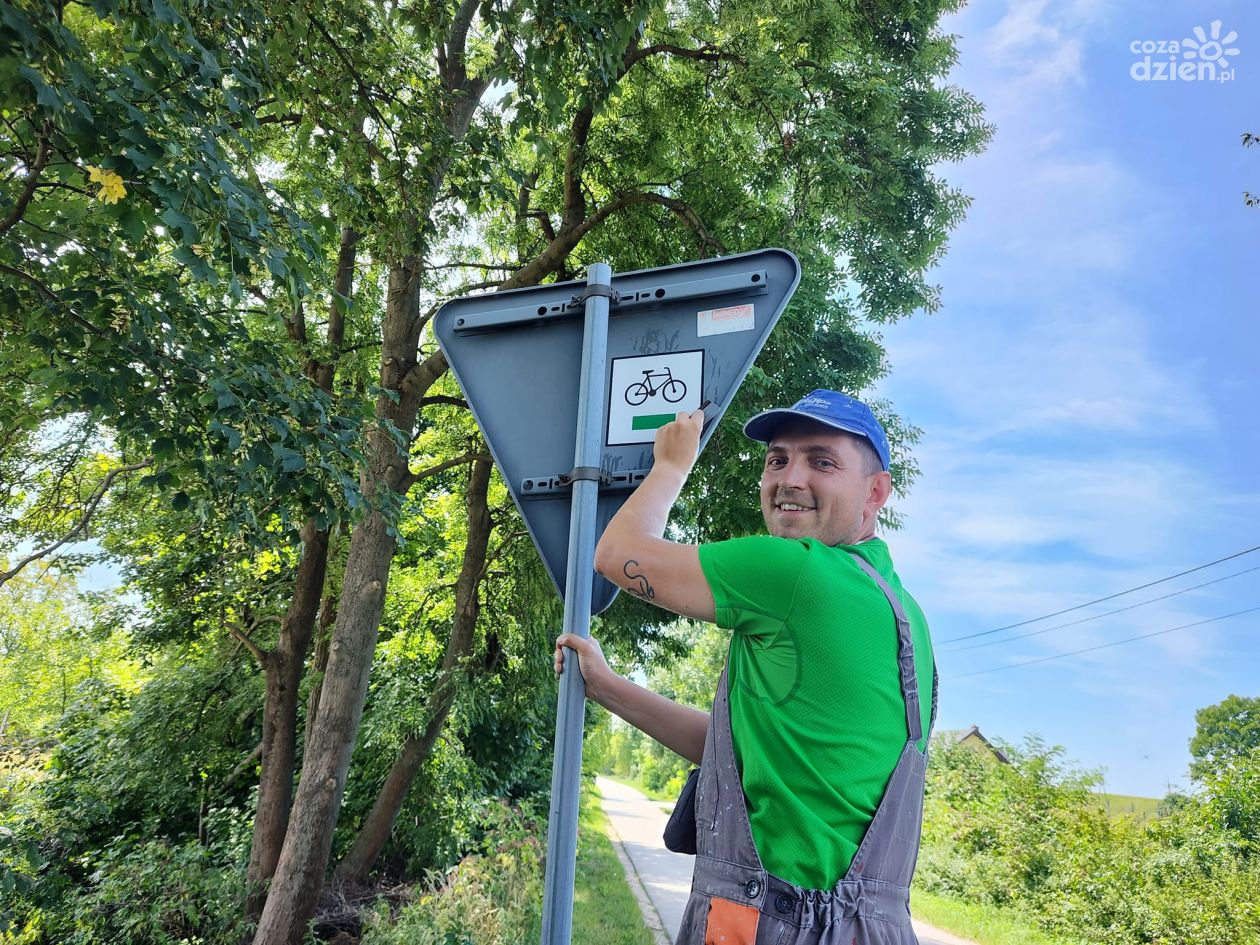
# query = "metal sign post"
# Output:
<box><xmin>431</xmin><ymin>249</ymin><xmax>802</xmax><ymax>945</ymax></box>
<box><xmin>539</xmin><ymin>264</ymin><xmax>610</xmax><ymax>945</ymax></box>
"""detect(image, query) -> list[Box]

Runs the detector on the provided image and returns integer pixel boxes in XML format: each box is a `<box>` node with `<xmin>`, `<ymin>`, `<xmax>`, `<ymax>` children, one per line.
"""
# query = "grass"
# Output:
<box><xmin>911</xmin><ymin>889</ymin><xmax>1080</xmax><ymax>945</ymax></box>
<box><xmin>573</xmin><ymin>786</ymin><xmax>656</xmax><ymax>945</ymax></box>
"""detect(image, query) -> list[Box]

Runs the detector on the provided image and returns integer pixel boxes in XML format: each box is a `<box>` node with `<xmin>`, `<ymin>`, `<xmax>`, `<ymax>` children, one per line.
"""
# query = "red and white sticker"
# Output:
<box><xmin>697</xmin><ymin>302</ymin><xmax>754</xmax><ymax>337</ymax></box>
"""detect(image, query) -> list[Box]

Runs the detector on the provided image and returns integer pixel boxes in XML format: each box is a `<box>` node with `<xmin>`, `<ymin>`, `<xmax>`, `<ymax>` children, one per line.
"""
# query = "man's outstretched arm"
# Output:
<box><xmin>554</xmin><ymin>632</ymin><xmax>708</xmax><ymax>765</ymax></box>
<box><xmin>593</xmin><ymin>409</ymin><xmax>716</xmax><ymax>623</ymax></box>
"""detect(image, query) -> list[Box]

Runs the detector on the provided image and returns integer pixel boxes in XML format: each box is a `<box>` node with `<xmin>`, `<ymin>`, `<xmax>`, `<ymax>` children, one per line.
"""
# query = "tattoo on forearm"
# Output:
<box><xmin>622</xmin><ymin>560</ymin><xmax>655</xmax><ymax>600</ymax></box>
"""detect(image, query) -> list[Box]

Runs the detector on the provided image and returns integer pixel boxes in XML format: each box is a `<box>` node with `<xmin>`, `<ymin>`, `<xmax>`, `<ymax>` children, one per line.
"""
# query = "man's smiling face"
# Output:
<box><xmin>758</xmin><ymin>419</ymin><xmax>891</xmax><ymax>546</ymax></box>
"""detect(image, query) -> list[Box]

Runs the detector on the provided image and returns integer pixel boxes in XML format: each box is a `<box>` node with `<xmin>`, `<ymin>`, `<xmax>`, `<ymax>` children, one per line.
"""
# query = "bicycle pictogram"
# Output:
<box><xmin>624</xmin><ymin>367</ymin><xmax>687</xmax><ymax>406</ymax></box>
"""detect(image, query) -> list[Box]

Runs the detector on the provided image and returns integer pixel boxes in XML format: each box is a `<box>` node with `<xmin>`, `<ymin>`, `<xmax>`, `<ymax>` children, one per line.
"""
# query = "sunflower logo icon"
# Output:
<box><xmin>1182</xmin><ymin>20</ymin><xmax>1240</xmax><ymax>68</ymax></box>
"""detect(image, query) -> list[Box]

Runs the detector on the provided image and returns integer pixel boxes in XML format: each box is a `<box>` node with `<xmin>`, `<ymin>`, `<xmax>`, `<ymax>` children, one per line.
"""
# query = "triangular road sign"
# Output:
<box><xmin>434</xmin><ymin>249</ymin><xmax>800</xmax><ymax>614</ymax></box>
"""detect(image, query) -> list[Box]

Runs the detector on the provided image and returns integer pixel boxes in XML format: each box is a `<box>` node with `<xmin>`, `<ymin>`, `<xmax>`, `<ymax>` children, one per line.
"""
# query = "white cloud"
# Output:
<box><xmin>984</xmin><ymin>0</ymin><xmax>1090</xmax><ymax>87</ymax></box>
<box><xmin>987</xmin><ymin>0</ymin><xmax>1060</xmax><ymax>56</ymax></box>
<box><xmin>884</xmin><ymin>299</ymin><xmax>1215</xmax><ymax>443</ymax></box>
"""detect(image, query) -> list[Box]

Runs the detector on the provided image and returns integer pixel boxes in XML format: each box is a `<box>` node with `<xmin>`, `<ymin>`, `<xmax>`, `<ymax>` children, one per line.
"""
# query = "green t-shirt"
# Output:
<box><xmin>697</xmin><ymin>535</ymin><xmax>934</xmax><ymax>890</ymax></box>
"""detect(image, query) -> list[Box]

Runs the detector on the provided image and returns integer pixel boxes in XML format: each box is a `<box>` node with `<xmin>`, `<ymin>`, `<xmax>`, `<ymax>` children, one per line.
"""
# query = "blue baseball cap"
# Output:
<box><xmin>742</xmin><ymin>390</ymin><xmax>891</xmax><ymax>471</ymax></box>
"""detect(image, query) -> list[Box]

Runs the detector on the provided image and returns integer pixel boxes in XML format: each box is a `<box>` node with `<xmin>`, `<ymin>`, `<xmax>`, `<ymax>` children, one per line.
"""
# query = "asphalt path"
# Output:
<box><xmin>595</xmin><ymin>775</ymin><xmax>976</xmax><ymax>945</ymax></box>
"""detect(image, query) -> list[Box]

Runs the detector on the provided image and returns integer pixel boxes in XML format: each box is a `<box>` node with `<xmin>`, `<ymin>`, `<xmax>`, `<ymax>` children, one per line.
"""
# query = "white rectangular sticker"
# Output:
<box><xmin>607</xmin><ymin>350</ymin><xmax>704</xmax><ymax>446</ymax></box>
<box><xmin>697</xmin><ymin>303</ymin><xmax>754</xmax><ymax>337</ymax></box>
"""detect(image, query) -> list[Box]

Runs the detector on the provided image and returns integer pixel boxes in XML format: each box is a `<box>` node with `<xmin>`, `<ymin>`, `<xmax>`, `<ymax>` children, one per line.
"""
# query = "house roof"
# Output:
<box><xmin>934</xmin><ymin>724</ymin><xmax>1011</xmax><ymax>764</ymax></box>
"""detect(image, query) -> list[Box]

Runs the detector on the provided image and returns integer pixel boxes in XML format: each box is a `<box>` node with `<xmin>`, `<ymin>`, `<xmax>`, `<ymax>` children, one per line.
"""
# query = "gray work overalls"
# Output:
<box><xmin>676</xmin><ymin>554</ymin><xmax>938</xmax><ymax>945</ymax></box>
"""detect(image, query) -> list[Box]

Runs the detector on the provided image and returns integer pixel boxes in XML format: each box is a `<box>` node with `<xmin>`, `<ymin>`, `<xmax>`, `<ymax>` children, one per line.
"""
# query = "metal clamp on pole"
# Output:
<box><xmin>557</xmin><ymin>466</ymin><xmax>610</xmax><ymax>486</ymax></box>
<box><xmin>571</xmin><ymin>284</ymin><xmax>618</xmax><ymax>305</ymax></box>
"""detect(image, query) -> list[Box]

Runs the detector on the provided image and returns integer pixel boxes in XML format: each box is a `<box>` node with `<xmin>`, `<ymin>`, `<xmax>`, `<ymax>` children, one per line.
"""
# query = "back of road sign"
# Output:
<box><xmin>434</xmin><ymin>249</ymin><xmax>801</xmax><ymax>614</ymax></box>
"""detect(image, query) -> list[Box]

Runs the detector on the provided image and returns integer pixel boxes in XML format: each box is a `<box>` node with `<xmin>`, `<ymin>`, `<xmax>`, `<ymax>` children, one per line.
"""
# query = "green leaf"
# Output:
<box><xmin>159</xmin><ymin>207</ymin><xmax>195</xmax><ymax>241</ymax></box>
<box><xmin>271</xmin><ymin>444</ymin><xmax>306</xmax><ymax>473</ymax></box>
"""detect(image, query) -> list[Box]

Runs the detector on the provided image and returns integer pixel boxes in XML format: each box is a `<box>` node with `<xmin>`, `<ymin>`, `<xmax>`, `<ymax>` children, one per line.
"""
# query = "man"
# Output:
<box><xmin>555</xmin><ymin>390</ymin><xmax>935</xmax><ymax>945</ymax></box>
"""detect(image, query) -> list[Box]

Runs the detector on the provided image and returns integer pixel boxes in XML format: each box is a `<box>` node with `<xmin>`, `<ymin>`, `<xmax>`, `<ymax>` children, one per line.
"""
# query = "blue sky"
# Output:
<box><xmin>873</xmin><ymin>0</ymin><xmax>1259</xmax><ymax>796</ymax></box>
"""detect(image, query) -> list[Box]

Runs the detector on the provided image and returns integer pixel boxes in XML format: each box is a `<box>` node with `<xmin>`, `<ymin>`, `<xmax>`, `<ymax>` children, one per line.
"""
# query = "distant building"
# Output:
<box><xmin>933</xmin><ymin>725</ymin><xmax>1011</xmax><ymax>765</ymax></box>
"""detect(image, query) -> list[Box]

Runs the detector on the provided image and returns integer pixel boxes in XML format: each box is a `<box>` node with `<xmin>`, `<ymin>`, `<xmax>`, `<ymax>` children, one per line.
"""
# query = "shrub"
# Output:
<box><xmin>919</xmin><ymin>736</ymin><xmax>1260</xmax><ymax>945</ymax></box>
<box><xmin>361</xmin><ymin>801</ymin><xmax>545</xmax><ymax>945</ymax></box>
<box><xmin>43</xmin><ymin>837</ymin><xmax>250</xmax><ymax>945</ymax></box>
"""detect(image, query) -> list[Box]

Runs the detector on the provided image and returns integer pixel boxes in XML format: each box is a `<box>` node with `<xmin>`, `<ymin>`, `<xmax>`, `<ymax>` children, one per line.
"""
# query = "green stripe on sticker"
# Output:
<box><xmin>631</xmin><ymin>412</ymin><xmax>676</xmax><ymax>430</ymax></box>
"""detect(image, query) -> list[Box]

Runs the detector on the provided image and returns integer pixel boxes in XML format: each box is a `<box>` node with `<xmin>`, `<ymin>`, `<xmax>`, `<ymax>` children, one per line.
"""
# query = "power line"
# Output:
<box><xmin>950</xmin><ymin>605</ymin><xmax>1260</xmax><ymax>679</ymax></box>
<box><xmin>939</xmin><ymin>543</ymin><xmax>1260</xmax><ymax>644</ymax></box>
<box><xmin>939</xmin><ymin>564</ymin><xmax>1260</xmax><ymax>653</ymax></box>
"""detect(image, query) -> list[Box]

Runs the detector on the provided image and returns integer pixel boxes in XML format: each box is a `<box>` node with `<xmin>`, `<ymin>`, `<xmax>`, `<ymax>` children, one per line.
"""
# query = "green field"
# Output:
<box><xmin>1093</xmin><ymin>792</ymin><xmax>1163</xmax><ymax>821</ymax></box>
<box><xmin>912</xmin><ymin>889</ymin><xmax>1081</xmax><ymax>945</ymax></box>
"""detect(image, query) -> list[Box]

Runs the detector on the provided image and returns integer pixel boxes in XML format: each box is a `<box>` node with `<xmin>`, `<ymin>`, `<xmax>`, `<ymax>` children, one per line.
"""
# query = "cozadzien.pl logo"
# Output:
<box><xmin>1130</xmin><ymin>20</ymin><xmax>1239</xmax><ymax>83</ymax></box>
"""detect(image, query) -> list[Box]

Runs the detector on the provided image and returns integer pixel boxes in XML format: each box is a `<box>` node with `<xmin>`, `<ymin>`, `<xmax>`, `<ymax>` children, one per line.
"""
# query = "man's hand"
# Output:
<box><xmin>553</xmin><ymin>631</ymin><xmax>710</xmax><ymax>763</ymax></box>
<box><xmin>554</xmin><ymin>632</ymin><xmax>615</xmax><ymax>702</ymax></box>
<box><xmin>652</xmin><ymin>409</ymin><xmax>704</xmax><ymax>477</ymax></box>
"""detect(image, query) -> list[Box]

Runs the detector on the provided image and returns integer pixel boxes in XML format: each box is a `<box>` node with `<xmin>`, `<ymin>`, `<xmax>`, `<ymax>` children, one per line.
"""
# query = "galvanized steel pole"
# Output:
<box><xmin>540</xmin><ymin>262</ymin><xmax>611</xmax><ymax>945</ymax></box>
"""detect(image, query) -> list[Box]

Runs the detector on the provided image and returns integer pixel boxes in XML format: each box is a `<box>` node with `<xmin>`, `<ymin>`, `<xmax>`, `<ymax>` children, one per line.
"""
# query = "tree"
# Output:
<box><xmin>1191</xmin><ymin>694</ymin><xmax>1260</xmax><ymax>783</ymax></box>
<box><xmin>3</xmin><ymin>5</ymin><xmax>380</xmax><ymax>921</ymax></box>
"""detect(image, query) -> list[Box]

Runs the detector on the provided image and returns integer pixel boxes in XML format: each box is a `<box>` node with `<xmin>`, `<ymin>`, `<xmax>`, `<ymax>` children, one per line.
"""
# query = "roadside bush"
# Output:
<box><xmin>361</xmin><ymin>801</ymin><xmax>545</xmax><ymax>945</ymax></box>
<box><xmin>1</xmin><ymin>730</ymin><xmax>255</xmax><ymax>945</ymax></box>
<box><xmin>35</xmin><ymin>836</ymin><xmax>249</xmax><ymax>945</ymax></box>
<box><xmin>919</xmin><ymin>736</ymin><xmax>1260</xmax><ymax>945</ymax></box>
<box><xmin>919</xmin><ymin>736</ymin><xmax>1103</xmax><ymax>908</ymax></box>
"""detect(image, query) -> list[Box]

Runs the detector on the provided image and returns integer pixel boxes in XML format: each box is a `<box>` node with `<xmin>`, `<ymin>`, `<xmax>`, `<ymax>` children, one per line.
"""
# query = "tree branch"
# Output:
<box><xmin>0</xmin><ymin>262</ymin><xmax>103</xmax><ymax>337</ymax></box>
<box><xmin>525</xmin><ymin>209</ymin><xmax>557</xmax><ymax>242</ymax></box>
<box><xmin>284</xmin><ymin>301</ymin><xmax>308</xmax><ymax>347</ymax></box>
<box><xmin>398</xmin><ymin>346</ymin><xmax>449</xmax><ymax>403</ymax></box>
<box><xmin>226</xmin><ymin>620</ymin><xmax>268</xmax><ymax>665</ymax></box>
<box><xmin>400</xmin><ymin>451</ymin><xmax>491</xmax><ymax>493</ymax></box>
<box><xmin>306</xmin><ymin>14</ymin><xmax>390</xmax><ymax>137</ymax></box>
<box><xmin>452</xmin><ymin>278</ymin><xmax>504</xmax><ymax>293</ymax></box>
<box><xmin>0</xmin><ymin>121</ymin><xmax>51</xmax><ymax>236</ymax></box>
<box><xmin>311</xmin><ymin>226</ymin><xmax>358</xmax><ymax>392</ymax></box>
<box><xmin>621</xmin><ymin>192</ymin><xmax>728</xmax><ymax>255</ymax></box>
<box><xmin>425</xmin><ymin>260</ymin><xmax>520</xmax><ymax>272</ymax></box>
<box><xmin>504</xmin><ymin>187</ymin><xmax>726</xmax><ymax>289</ymax></box>
<box><xmin>221</xmin><ymin>740</ymin><xmax>265</xmax><ymax>792</ymax></box>
<box><xmin>418</xmin><ymin>395</ymin><xmax>468</xmax><ymax>410</ymax></box>
<box><xmin>623</xmin><ymin>42</ymin><xmax>741</xmax><ymax>71</ymax></box>
<box><xmin>0</xmin><ymin>460</ymin><xmax>152</xmax><ymax>588</ymax></box>
<box><xmin>442</xmin><ymin>0</ymin><xmax>481</xmax><ymax>87</ymax></box>
<box><xmin>515</xmin><ymin>170</ymin><xmax>540</xmax><ymax>222</ymax></box>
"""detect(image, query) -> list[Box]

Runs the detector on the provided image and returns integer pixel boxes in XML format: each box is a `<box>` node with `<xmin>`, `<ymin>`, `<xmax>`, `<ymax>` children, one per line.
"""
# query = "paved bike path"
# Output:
<box><xmin>595</xmin><ymin>776</ymin><xmax>976</xmax><ymax>945</ymax></box>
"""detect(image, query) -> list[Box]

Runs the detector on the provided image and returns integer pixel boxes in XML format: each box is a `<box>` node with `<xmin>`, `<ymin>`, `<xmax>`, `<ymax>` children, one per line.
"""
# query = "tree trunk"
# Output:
<box><xmin>251</xmin><ymin>257</ymin><xmax>432</xmax><ymax>945</ymax></box>
<box><xmin>249</xmin><ymin>22</ymin><xmax>553</xmax><ymax>934</ymax></box>
<box><xmin>335</xmin><ymin>456</ymin><xmax>493</xmax><ymax>881</ymax></box>
<box><xmin>304</xmin><ymin>592</ymin><xmax>337</xmax><ymax>757</ymax></box>
<box><xmin>244</xmin><ymin>521</ymin><xmax>331</xmax><ymax>917</ymax></box>
<box><xmin>243</xmin><ymin>227</ymin><xmax>356</xmax><ymax>918</ymax></box>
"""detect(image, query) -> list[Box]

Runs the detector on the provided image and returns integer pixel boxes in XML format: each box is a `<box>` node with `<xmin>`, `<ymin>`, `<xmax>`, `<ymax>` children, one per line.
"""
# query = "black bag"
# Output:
<box><xmin>662</xmin><ymin>767</ymin><xmax>699</xmax><ymax>855</ymax></box>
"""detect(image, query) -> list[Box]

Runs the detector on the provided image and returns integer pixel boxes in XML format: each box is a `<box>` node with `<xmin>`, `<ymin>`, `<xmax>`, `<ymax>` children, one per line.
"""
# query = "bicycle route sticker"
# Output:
<box><xmin>606</xmin><ymin>350</ymin><xmax>704</xmax><ymax>446</ymax></box>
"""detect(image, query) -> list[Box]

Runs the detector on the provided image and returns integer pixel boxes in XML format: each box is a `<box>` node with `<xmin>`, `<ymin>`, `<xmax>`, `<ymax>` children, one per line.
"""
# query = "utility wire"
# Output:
<box><xmin>950</xmin><ymin>605</ymin><xmax>1260</xmax><ymax>679</ymax></box>
<box><xmin>939</xmin><ymin>543</ymin><xmax>1260</xmax><ymax>644</ymax></box>
<box><xmin>940</xmin><ymin>563</ymin><xmax>1260</xmax><ymax>653</ymax></box>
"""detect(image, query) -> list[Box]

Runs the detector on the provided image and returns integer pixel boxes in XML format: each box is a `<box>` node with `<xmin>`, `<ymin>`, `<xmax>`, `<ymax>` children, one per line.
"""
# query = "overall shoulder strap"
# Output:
<box><xmin>847</xmin><ymin>552</ymin><xmax>922</xmax><ymax>743</ymax></box>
